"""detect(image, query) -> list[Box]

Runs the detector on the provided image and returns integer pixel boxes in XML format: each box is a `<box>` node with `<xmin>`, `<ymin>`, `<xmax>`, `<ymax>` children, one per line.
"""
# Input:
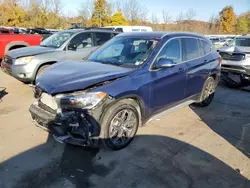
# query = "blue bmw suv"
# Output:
<box><xmin>30</xmin><ymin>32</ymin><xmax>221</xmax><ymax>150</ymax></box>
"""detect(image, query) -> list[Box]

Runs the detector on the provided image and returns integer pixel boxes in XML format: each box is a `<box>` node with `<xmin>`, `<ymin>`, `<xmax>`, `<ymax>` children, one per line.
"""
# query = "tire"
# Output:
<box><xmin>35</xmin><ymin>65</ymin><xmax>50</xmax><ymax>81</ymax></box>
<box><xmin>221</xmin><ymin>73</ymin><xmax>246</xmax><ymax>88</ymax></box>
<box><xmin>197</xmin><ymin>77</ymin><xmax>216</xmax><ymax>107</ymax></box>
<box><xmin>99</xmin><ymin>99</ymin><xmax>140</xmax><ymax>150</ymax></box>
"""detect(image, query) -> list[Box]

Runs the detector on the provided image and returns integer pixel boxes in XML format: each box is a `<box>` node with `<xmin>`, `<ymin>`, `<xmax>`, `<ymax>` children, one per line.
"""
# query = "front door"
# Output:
<box><xmin>151</xmin><ymin>38</ymin><xmax>187</xmax><ymax>113</ymax></box>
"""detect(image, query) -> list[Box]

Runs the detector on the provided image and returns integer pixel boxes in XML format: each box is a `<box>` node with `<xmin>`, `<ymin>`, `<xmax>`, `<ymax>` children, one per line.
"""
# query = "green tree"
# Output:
<box><xmin>110</xmin><ymin>11</ymin><xmax>129</xmax><ymax>26</ymax></box>
<box><xmin>219</xmin><ymin>6</ymin><xmax>236</xmax><ymax>33</ymax></box>
<box><xmin>91</xmin><ymin>0</ymin><xmax>111</xmax><ymax>27</ymax></box>
<box><xmin>235</xmin><ymin>15</ymin><xmax>249</xmax><ymax>34</ymax></box>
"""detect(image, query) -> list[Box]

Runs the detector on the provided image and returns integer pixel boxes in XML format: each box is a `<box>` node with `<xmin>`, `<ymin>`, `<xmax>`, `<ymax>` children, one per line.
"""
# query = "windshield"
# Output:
<box><xmin>40</xmin><ymin>31</ymin><xmax>74</xmax><ymax>48</ymax></box>
<box><xmin>235</xmin><ymin>38</ymin><xmax>250</xmax><ymax>47</ymax></box>
<box><xmin>88</xmin><ymin>37</ymin><xmax>159</xmax><ymax>68</ymax></box>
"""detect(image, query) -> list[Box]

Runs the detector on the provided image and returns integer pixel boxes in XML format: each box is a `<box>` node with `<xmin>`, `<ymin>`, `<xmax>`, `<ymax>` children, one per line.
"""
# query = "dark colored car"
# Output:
<box><xmin>29</xmin><ymin>32</ymin><xmax>221</xmax><ymax>150</ymax></box>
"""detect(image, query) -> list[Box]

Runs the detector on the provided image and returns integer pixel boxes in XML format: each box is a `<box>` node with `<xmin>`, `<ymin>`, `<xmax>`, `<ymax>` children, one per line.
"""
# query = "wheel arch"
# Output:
<box><xmin>5</xmin><ymin>42</ymin><xmax>29</xmax><ymax>54</ymax></box>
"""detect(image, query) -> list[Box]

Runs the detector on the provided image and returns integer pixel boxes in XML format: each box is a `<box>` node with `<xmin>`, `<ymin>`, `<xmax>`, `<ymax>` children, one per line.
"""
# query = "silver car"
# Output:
<box><xmin>219</xmin><ymin>35</ymin><xmax>250</xmax><ymax>87</ymax></box>
<box><xmin>1</xmin><ymin>29</ymin><xmax>119</xmax><ymax>83</ymax></box>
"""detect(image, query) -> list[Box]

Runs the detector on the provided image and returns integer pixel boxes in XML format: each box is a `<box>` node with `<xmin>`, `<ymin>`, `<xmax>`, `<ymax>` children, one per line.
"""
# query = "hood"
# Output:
<box><xmin>36</xmin><ymin>61</ymin><xmax>134</xmax><ymax>94</ymax></box>
<box><xmin>218</xmin><ymin>45</ymin><xmax>250</xmax><ymax>53</ymax></box>
<box><xmin>7</xmin><ymin>46</ymin><xmax>56</xmax><ymax>59</ymax></box>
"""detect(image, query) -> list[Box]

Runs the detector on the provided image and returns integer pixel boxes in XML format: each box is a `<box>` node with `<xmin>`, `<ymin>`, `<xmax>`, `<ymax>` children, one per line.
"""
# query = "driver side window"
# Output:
<box><xmin>157</xmin><ymin>39</ymin><xmax>181</xmax><ymax>64</ymax></box>
<box><xmin>68</xmin><ymin>33</ymin><xmax>92</xmax><ymax>50</ymax></box>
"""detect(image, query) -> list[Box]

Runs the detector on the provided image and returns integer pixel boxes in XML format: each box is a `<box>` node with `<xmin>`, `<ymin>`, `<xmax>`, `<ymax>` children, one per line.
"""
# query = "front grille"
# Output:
<box><xmin>4</xmin><ymin>56</ymin><xmax>13</xmax><ymax>64</ymax></box>
<box><xmin>221</xmin><ymin>65</ymin><xmax>244</xmax><ymax>71</ymax></box>
<box><xmin>219</xmin><ymin>52</ymin><xmax>245</xmax><ymax>61</ymax></box>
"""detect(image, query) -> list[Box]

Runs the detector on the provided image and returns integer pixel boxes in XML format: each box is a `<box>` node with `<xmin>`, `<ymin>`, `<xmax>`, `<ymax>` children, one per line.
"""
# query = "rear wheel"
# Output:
<box><xmin>198</xmin><ymin>77</ymin><xmax>216</xmax><ymax>107</ymax></box>
<box><xmin>100</xmin><ymin>100</ymin><xmax>140</xmax><ymax>150</ymax></box>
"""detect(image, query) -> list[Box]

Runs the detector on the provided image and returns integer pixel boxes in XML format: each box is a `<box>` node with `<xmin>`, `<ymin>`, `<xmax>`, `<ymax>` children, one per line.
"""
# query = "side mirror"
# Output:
<box><xmin>155</xmin><ymin>57</ymin><xmax>175</xmax><ymax>69</ymax></box>
<box><xmin>68</xmin><ymin>43</ymin><xmax>77</xmax><ymax>51</ymax></box>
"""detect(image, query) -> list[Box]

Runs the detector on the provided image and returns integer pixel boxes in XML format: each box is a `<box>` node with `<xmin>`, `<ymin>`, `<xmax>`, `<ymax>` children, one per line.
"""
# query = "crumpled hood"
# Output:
<box><xmin>218</xmin><ymin>45</ymin><xmax>250</xmax><ymax>53</ymax></box>
<box><xmin>7</xmin><ymin>46</ymin><xmax>55</xmax><ymax>59</ymax></box>
<box><xmin>36</xmin><ymin>61</ymin><xmax>134</xmax><ymax>94</ymax></box>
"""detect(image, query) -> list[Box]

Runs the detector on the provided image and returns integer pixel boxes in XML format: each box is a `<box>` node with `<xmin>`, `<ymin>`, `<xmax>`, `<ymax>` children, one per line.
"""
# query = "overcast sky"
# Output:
<box><xmin>62</xmin><ymin>0</ymin><xmax>250</xmax><ymax>21</ymax></box>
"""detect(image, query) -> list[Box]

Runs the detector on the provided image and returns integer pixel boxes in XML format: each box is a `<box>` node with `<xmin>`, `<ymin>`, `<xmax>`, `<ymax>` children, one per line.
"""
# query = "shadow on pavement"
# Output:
<box><xmin>192</xmin><ymin>85</ymin><xmax>250</xmax><ymax>159</ymax></box>
<box><xmin>0</xmin><ymin>133</ymin><xmax>249</xmax><ymax>188</ymax></box>
<box><xmin>0</xmin><ymin>87</ymin><xmax>8</xmax><ymax>101</ymax></box>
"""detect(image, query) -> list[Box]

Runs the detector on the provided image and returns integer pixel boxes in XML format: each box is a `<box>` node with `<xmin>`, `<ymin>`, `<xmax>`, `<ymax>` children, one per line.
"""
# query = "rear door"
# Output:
<box><xmin>151</xmin><ymin>38</ymin><xmax>187</xmax><ymax>113</ymax></box>
<box><xmin>65</xmin><ymin>32</ymin><xmax>96</xmax><ymax>60</ymax></box>
<box><xmin>183</xmin><ymin>38</ymin><xmax>210</xmax><ymax>97</ymax></box>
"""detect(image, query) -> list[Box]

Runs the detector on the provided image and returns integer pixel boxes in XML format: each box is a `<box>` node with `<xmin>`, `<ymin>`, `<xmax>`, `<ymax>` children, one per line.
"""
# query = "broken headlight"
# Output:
<box><xmin>56</xmin><ymin>92</ymin><xmax>107</xmax><ymax>109</ymax></box>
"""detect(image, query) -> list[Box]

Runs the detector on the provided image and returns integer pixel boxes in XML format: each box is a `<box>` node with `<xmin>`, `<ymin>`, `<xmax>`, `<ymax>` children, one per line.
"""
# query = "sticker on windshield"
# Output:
<box><xmin>135</xmin><ymin>61</ymin><xmax>143</xmax><ymax>66</ymax></box>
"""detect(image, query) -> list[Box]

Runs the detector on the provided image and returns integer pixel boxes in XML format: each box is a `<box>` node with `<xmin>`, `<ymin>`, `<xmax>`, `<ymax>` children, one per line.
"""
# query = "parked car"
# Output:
<box><xmin>0</xmin><ymin>34</ymin><xmax>42</xmax><ymax>62</ymax></box>
<box><xmin>29</xmin><ymin>32</ymin><xmax>221</xmax><ymax>150</ymax></box>
<box><xmin>0</xmin><ymin>28</ymin><xmax>13</xmax><ymax>34</ymax></box>
<box><xmin>102</xmin><ymin>26</ymin><xmax>153</xmax><ymax>32</ymax></box>
<box><xmin>219</xmin><ymin>35</ymin><xmax>250</xmax><ymax>87</ymax></box>
<box><xmin>1</xmin><ymin>29</ymin><xmax>119</xmax><ymax>83</ymax></box>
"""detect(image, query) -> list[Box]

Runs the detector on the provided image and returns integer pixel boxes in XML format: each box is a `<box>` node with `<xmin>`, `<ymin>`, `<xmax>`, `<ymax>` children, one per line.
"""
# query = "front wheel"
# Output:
<box><xmin>197</xmin><ymin>77</ymin><xmax>216</xmax><ymax>107</ymax></box>
<box><xmin>100</xmin><ymin>100</ymin><xmax>140</xmax><ymax>150</ymax></box>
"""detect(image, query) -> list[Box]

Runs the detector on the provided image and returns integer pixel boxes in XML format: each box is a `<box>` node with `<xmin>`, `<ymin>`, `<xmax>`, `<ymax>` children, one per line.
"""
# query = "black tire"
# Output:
<box><xmin>35</xmin><ymin>65</ymin><xmax>50</xmax><ymax>80</ymax></box>
<box><xmin>100</xmin><ymin>99</ymin><xmax>140</xmax><ymax>150</ymax></box>
<box><xmin>221</xmin><ymin>73</ymin><xmax>247</xmax><ymax>88</ymax></box>
<box><xmin>197</xmin><ymin>77</ymin><xmax>216</xmax><ymax>107</ymax></box>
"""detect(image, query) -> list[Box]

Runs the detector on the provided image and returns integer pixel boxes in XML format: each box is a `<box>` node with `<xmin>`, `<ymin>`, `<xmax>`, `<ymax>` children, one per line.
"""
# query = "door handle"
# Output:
<box><xmin>178</xmin><ymin>68</ymin><xmax>185</xmax><ymax>73</ymax></box>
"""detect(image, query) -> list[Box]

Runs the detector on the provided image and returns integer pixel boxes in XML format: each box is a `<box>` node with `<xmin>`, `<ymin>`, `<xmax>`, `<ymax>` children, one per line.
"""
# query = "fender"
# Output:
<box><xmin>4</xmin><ymin>41</ymin><xmax>30</xmax><ymax>54</ymax></box>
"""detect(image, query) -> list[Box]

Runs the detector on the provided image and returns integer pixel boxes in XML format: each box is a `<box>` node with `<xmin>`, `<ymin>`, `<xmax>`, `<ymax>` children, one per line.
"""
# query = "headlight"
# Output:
<box><xmin>56</xmin><ymin>92</ymin><xmax>107</xmax><ymax>109</ymax></box>
<box><xmin>15</xmin><ymin>56</ymin><xmax>35</xmax><ymax>65</ymax></box>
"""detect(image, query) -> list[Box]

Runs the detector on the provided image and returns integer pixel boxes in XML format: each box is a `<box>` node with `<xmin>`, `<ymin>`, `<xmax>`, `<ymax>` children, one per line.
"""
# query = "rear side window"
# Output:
<box><xmin>95</xmin><ymin>32</ymin><xmax>113</xmax><ymax>46</ymax></box>
<box><xmin>182</xmin><ymin>38</ymin><xmax>200</xmax><ymax>61</ymax></box>
<box><xmin>201</xmin><ymin>40</ymin><xmax>212</xmax><ymax>54</ymax></box>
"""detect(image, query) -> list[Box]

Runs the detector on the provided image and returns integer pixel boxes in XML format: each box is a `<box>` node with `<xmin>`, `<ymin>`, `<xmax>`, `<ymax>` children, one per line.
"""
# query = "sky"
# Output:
<box><xmin>61</xmin><ymin>0</ymin><xmax>250</xmax><ymax>22</ymax></box>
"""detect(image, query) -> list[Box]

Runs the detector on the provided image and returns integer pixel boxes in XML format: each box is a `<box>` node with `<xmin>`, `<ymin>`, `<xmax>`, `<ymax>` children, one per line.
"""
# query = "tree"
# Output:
<box><xmin>235</xmin><ymin>15</ymin><xmax>249</xmax><ymax>34</ymax></box>
<box><xmin>219</xmin><ymin>6</ymin><xmax>236</xmax><ymax>33</ymax></box>
<box><xmin>185</xmin><ymin>8</ymin><xmax>196</xmax><ymax>20</ymax></box>
<box><xmin>162</xmin><ymin>10</ymin><xmax>172</xmax><ymax>24</ymax></box>
<box><xmin>110</xmin><ymin>10</ymin><xmax>129</xmax><ymax>26</ymax></box>
<box><xmin>91</xmin><ymin>0</ymin><xmax>111</xmax><ymax>27</ymax></box>
<box><xmin>122</xmin><ymin>0</ymin><xmax>147</xmax><ymax>24</ymax></box>
<box><xmin>78</xmin><ymin>0</ymin><xmax>94</xmax><ymax>21</ymax></box>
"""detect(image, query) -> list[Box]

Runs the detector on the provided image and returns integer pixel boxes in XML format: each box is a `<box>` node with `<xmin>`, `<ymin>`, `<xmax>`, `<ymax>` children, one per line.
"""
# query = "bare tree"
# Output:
<box><xmin>78</xmin><ymin>0</ymin><xmax>94</xmax><ymax>20</ymax></box>
<box><xmin>110</xmin><ymin>0</ymin><xmax>123</xmax><ymax>13</ymax></box>
<box><xmin>185</xmin><ymin>8</ymin><xmax>196</xmax><ymax>20</ymax></box>
<box><xmin>122</xmin><ymin>0</ymin><xmax>148</xmax><ymax>23</ymax></box>
<box><xmin>50</xmin><ymin>0</ymin><xmax>62</xmax><ymax>14</ymax></box>
<box><xmin>176</xmin><ymin>10</ymin><xmax>184</xmax><ymax>31</ymax></box>
<box><xmin>162</xmin><ymin>10</ymin><xmax>172</xmax><ymax>24</ymax></box>
<box><xmin>151</xmin><ymin>13</ymin><xmax>158</xmax><ymax>24</ymax></box>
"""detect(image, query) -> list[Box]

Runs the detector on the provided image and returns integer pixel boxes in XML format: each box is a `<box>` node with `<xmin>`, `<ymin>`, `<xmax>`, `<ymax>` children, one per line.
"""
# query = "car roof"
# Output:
<box><xmin>117</xmin><ymin>32</ymin><xmax>206</xmax><ymax>40</ymax></box>
<box><xmin>236</xmin><ymin>35</ymin><xmax>250</xmax><ymax>39</ymax></box>
<box><xmin>64</xmin><ymin>29</ymin><xmax>120</xmax><ymax>34</ymax></box>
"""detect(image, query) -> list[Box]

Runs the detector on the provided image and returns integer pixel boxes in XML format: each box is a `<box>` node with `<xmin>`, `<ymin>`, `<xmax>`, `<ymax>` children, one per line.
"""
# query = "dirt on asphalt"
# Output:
<box><xmin>0</xmin><ymin>71</ymin><xmax>250</xmax><ymax>188</ymax></box>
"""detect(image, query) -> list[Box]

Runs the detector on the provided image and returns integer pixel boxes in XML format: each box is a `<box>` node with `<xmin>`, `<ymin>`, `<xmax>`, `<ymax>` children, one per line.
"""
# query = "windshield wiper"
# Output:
<box><xmin>99</xmin><ymin>61</ymin><xmax>122</xmax><ymax>66</ymax></box>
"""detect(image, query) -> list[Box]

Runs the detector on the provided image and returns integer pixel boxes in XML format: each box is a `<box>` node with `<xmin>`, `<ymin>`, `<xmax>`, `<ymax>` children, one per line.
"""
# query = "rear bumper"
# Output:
<box><xmin>221</xmin><ymin>65</ymin><xmax>250</xmax><ymax>76</ymax></box>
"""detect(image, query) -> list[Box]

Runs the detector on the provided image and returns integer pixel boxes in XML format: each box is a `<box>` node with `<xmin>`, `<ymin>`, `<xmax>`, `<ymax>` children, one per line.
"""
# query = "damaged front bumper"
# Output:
<box><xmin>29</xmin><ymin>98</ymin><xmax>112</xmax><ymax>147</ymax></box>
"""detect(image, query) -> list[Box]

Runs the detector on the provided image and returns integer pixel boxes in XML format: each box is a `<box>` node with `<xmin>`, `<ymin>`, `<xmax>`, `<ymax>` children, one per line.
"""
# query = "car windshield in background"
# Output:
<box><xmin>88</xmin><ymin>37</ymin><xmax>159</xmax><ymax>68</ymax></box>
<box><xmin>40</xmin><ymin>31</ymin><xmax>74</xmax><ymax>48</ymax></box>
<box><xmin>235</xmin><ymin>38</ymin><xmax>250</xmax><ymax>47</ymax></box>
